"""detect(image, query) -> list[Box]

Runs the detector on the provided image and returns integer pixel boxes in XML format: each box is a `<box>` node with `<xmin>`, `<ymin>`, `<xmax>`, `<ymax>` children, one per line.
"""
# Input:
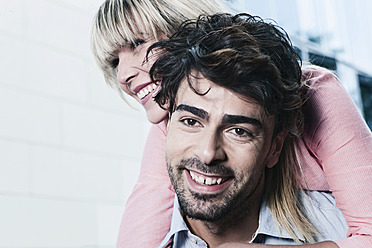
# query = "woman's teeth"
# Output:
<box><xmin>137</xmin><ymin>83</ymin><xmax>157</xmax><ymax>100</ymax></box>
<box><xmin>190</xmin><ymin>171</ymin><xmax>223</xmax><ymax>186</ymax></box>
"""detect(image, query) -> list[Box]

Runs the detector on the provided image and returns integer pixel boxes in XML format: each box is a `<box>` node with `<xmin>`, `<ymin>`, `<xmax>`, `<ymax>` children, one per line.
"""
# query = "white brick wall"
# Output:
<box><xmin>0</xmin><ymin>0</ymin><xmax>149</xmax><ymax>247</ymax></box>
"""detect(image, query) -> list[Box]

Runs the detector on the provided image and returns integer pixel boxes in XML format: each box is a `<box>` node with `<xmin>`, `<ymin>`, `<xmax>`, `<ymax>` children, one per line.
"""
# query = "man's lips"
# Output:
<box><xmin>190</xmin><ymin>170</ymin><xmax>225</xmax><ymax>185</ymax></box>
<box><xmin>185</xmin><ymin>169</ymin><xmax>233</xmax><ymax>193</ymax></box>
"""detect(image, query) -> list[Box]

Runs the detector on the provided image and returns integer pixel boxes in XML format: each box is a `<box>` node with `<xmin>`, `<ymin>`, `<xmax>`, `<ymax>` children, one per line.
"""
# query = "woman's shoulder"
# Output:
<box><xmin>151</xmin><ymin>119</ymin><xmax>168</xmax><ymax>136</ymax></box>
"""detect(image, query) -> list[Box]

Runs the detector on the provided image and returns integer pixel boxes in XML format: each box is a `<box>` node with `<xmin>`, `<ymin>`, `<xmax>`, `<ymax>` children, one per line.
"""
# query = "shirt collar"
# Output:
<box><xmin>158</xmin><ymin>196</ymin><xmax>188</xmax><ymax>247</ymax></box>
<box><xmin>158</xmin><ymin>194</ymin><xmax>306</xmax><ymax>247</ymax></box>
<box><xmin>255</xmin><ymin>200</ymin><xmax>306</xmax><ymax>242</ymax></box>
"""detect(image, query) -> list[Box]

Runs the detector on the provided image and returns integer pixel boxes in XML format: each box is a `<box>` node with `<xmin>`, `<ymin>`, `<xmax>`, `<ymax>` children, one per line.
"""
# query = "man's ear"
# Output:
<box><xmin>266</xmin><ymin>129</ymin><xmax>288</xmax><ymax>168</ymax></box>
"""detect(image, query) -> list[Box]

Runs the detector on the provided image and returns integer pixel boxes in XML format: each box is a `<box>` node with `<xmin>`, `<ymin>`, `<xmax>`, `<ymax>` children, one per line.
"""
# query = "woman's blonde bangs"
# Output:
<box><xmin>91</xmin><ymin>0</ymin><xmax>167</xmax><ymax>93</ymax></box>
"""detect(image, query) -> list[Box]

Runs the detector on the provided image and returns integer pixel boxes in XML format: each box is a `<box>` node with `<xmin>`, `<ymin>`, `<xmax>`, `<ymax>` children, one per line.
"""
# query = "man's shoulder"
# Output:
<box><xmin>257</xmin><ymin>191</ymin><xmax>347</xmax><ymax>244</ymax></box>
<box><xmin>300</xmin><ymin>191</ymin><xmax>348</xmax><ymax>241</ymax></box>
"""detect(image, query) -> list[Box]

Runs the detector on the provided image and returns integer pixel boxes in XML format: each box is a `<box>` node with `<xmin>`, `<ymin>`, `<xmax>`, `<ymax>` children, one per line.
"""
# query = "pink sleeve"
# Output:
<box><xmin>116</xmin><ymin>120</ymin><xmax>174</xmax><ymax>247</ymax></box>
<box><xmin>300</xmin><ymin>65</ymin><xmax>372</xmax><ymax>248</ymax></box>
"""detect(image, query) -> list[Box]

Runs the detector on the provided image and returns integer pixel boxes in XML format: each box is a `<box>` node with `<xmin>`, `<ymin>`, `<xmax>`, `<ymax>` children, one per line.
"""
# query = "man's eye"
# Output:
<box><xmin>229</xmin><ymin>128</ymin><xmax>252</xmax><ymax>138</ymax></box>
<box><xmin>130</xmin><ymin>39</ymin><xmax>145</xmax><ymax>49</ymax></box>
<box><xmin>181</xmin><ymin>118</ymin><xmax>199</xmax><ymax>127</ymax></box>
<box><xmin>234</xmin><ymin>128</ymin><xmax>245</xmax><ymax>136</ymax></box>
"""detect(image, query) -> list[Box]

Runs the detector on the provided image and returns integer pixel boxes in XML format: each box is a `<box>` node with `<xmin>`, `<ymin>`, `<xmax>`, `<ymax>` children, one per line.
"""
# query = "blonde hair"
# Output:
<box><xmin>265</xmin><ymin>67</ymin><xmax>319</xmax><ymax>244</ymax></box>
<box><xmin>265</xmin><ymin>136</ymin><xmax>319</xmax><ymax>243</ymax></box>
<box><xmin>90</xmin><ymin>0</ymin><xmax>229</xmax><ymax>100</ymax></box>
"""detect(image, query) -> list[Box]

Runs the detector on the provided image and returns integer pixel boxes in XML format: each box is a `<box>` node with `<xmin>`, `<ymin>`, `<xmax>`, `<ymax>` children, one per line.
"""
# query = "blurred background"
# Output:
<box><xmin>0</xmin><ymin>0</ymin><xmax>371</xmax><ymax>247</ymax></box>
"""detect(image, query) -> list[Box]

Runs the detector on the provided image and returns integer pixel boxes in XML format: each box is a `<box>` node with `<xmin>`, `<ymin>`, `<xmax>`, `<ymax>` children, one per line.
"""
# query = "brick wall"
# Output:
<box><xmin>0</xmin><ymin>1</ymin><xmax>150</xmax><ymax>247</ymax></box>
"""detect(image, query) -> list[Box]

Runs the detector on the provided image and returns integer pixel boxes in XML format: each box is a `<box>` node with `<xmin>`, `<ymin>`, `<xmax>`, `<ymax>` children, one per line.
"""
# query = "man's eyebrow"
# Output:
<box><xmin>222</xmin><ymin>114</ymin><xmax>263</xmax><ymax>129</ymax></box>
<box><xmin>175</xmin><ymin>104</ymin><xmax>209</xmax><ymax>120</ymax></box>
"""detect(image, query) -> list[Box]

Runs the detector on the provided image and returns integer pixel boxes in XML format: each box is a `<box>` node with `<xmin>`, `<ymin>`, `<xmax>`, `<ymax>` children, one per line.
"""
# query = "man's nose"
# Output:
<box><xmin>194</xmin><ymin>130</ymin><xmax>226</xmax><ymax>165</ymax></box>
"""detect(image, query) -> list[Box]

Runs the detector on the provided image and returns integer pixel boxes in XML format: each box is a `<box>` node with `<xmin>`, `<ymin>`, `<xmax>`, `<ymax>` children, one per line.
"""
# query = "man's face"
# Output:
<box><xmin>166</xmin><ymin>76</ymin><xmax>284</xmax><ymax>222</ymax></box>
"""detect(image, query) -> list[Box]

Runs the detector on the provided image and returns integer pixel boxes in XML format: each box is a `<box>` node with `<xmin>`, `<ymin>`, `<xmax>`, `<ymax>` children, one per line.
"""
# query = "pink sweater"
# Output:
<box><xmin>116</xmin><ymin>65</ymin><xmax>372</xmax><ymax>248</ymax></box>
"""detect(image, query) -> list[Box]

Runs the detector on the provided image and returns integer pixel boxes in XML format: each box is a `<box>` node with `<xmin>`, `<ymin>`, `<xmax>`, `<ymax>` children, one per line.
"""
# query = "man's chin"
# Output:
<box><xmin>179</xmin><ymin>194</ymin><xmax>229</xmax><ymax>222</ymax></box>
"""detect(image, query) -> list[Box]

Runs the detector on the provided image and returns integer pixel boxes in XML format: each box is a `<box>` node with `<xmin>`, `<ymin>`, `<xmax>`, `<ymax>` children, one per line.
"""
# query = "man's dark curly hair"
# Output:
<box><xmin>149</xmin><ymin>13</ymin><xmax>304</xmax><ymax>138</ymax></box>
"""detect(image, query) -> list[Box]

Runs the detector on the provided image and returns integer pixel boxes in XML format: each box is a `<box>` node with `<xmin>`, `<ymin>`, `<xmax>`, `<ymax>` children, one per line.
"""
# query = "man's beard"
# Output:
<box><xmin>167</xmin><ymin>157</ymin><xmax>264</xmax><ymax>224</ymax></box>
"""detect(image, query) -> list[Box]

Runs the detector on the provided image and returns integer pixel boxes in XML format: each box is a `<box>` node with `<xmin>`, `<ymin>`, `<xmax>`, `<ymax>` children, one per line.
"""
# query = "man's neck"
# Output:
<box><xmin>185</xmin><ymin>191</ymin><xmax>262</xmax><ymax>248</ymax></box>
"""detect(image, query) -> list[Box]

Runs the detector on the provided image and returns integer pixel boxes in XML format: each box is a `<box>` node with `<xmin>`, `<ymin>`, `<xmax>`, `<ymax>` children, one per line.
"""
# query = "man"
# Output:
<box><xmin>149</xmin><ymin>14</ymin><xmax>348</xmax><ymax>247</ymax></box>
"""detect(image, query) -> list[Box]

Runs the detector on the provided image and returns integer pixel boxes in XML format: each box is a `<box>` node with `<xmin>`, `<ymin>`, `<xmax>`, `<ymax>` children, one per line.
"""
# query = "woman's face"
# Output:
<box><xmin>116</xmin><ymin>36</ymin><xmax>168</xmax><ymax>124</ymax></box>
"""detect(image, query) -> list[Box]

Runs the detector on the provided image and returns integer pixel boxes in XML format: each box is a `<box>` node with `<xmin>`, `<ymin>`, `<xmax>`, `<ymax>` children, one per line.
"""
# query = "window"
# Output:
<box><xmin>358</xmin><ymin>74</ymin><xmax>372</xmax><ymax>130</ymax></box>
<box><xmin>309</xmin><ymin>52</ymin><xmax>337</xmax><ymax>71</ymax></box>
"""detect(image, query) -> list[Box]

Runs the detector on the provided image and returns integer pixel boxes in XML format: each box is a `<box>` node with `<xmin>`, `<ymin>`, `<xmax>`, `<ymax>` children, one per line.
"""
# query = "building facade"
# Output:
<box><xmin>231</xmin><ymin>0</ymin><xmax>372</xmax><ymax>129</ymax></box>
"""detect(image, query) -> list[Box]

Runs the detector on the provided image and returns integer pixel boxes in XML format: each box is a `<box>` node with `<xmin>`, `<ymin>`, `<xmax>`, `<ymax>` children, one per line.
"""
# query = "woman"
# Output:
<box><xmin>91</xmin><ymin>0</ymin><xmax>372</xmax><ymax>247</ymax></box>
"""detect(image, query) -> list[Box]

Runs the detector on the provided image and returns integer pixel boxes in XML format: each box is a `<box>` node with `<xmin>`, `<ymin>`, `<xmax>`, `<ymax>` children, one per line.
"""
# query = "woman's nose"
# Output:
<box><xmin>116</xmin><ymin>52</ymin><xmax>139</xmax><ymax>86</ymax></box>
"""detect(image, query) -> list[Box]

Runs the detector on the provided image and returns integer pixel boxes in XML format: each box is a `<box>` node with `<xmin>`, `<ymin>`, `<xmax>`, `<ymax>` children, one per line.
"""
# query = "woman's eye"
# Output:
<box><xmin>111</xmin><ymin>58</ymin><xmax>119</xmax><ymax>68</ymax></box>
<box><xmin>130</xmin><ymin>39</ymin><xmax>145</xmax><ymax>49</ymax></box>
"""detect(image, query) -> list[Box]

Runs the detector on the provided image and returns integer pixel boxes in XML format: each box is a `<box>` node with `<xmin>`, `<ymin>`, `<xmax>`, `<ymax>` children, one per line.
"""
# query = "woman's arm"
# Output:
<box><xmin>116</xmin><ymin>120</ymin><xmax>174</xmax><ymax>247</ymax></box>
<box><xmin>216</xmin><ymin>241</ymin><xmax>338</xmax><ymax>248</ymax></box>
<box><xmin>299</xmin><ymin>65</ymin><xmax>372</xmax><ymax>248</ymax></box>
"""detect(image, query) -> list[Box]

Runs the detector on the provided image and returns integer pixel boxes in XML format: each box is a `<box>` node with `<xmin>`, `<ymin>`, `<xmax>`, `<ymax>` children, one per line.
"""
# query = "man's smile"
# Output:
<box><xmin>185</xmin><ymin>169</ymin><xmax>233</xmax><ymax>194</ymax></box>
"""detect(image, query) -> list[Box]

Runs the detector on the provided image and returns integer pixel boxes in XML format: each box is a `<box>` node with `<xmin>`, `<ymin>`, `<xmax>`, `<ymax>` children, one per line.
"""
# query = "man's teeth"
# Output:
<box><xmin>189</xmin><ymin>171</ymin><xmax>223</xmax><ymax>186</ymax></box>
<box><xmin>137</xmin><ymin>84</ymin><xmax>157</xmax><ymax>100</ymax></box>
